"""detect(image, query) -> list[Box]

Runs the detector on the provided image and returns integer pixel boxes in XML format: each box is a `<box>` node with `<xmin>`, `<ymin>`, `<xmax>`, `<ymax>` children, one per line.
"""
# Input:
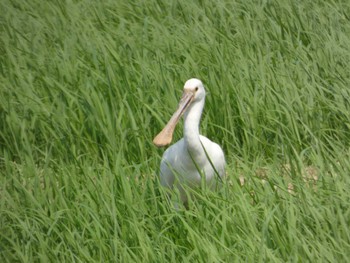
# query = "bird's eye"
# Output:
<box><xmin>195</xmin><ymin>87</ymin><xmax>199</xmax><ymax>91</ymax></box>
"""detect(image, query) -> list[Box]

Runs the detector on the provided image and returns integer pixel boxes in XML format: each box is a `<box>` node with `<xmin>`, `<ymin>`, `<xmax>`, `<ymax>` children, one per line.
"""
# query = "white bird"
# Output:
<box><xmin>153</xmin><ymin>78</ymin><xmax>226</xmax><ymax>206</ymax></box>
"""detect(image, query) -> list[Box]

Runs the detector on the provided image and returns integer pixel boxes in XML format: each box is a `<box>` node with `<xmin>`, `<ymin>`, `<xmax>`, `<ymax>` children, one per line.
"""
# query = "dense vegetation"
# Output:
<box><xmin>1</xmin><ymin>0</ymin><xmax>349</xmax><ymax>261</ymax></box>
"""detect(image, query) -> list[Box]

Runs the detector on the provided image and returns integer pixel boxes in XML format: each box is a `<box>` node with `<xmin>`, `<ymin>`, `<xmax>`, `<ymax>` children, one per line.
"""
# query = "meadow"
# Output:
<box><xmin>1</xmin><ymin>0</ymin><xmax>350</xmax><ymax>261</ymax></box>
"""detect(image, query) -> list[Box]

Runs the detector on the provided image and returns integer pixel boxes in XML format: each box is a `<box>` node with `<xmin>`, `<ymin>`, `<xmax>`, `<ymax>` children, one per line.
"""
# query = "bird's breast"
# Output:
<box><xmin>162</xmin><ymin>138</ymin><xmax>220</xmax><ymax>185</ymax></box>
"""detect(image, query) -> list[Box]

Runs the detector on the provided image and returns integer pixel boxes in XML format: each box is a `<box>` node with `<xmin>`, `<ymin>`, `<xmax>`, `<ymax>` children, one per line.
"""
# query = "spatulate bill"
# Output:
<box><xmin>153</xmin><ymin>91</ymin><xmax>194</xmax><ymax>147</ymax></box>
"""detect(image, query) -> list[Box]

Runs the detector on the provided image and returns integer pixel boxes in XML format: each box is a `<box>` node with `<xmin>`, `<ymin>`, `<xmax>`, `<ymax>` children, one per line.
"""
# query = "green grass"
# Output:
<box><xmin>1</xmin><ymin>0</ymin><xmax>350</xmax><ymax>261</ymax></box>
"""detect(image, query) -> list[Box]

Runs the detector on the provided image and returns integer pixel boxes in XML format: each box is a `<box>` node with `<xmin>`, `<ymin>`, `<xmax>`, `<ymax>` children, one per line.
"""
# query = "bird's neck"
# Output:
<box><xmin>183</xmin><ymin>99</ymin><xmax>205</xmax><ymax>156</ymax></box>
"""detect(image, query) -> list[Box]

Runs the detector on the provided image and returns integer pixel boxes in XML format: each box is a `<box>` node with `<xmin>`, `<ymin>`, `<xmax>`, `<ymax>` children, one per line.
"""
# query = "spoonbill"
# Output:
<box><xmin>153</xmin><ymin>78</ymin><xmax>225</xmax><ymax>206</ymax></box>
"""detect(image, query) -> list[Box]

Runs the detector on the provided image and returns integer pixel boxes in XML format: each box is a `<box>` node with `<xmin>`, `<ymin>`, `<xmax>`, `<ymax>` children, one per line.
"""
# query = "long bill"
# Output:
<box><xmin>153</xmin><ymin>90</ymin><xmax>194</xmax><ymax>147</ymax></box>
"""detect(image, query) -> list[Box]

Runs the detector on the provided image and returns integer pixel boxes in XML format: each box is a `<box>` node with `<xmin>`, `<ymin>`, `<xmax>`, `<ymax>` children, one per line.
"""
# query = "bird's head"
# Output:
<box><xmin>153</xmin><ymin>78</ymin><xmax>206</xmax><ymax>147</ymax></box>
<box><xmin>183</xmin><ymin>78</ymin><xmax>206</xmax><ymax>103</ymax></box>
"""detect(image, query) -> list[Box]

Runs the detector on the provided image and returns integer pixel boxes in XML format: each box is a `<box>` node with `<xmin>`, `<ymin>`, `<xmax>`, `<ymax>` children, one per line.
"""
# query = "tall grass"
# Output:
<box><xmin>1</xmin><ymin>0</ymin><xmax>350</xmax><ymax>261</ymax></box>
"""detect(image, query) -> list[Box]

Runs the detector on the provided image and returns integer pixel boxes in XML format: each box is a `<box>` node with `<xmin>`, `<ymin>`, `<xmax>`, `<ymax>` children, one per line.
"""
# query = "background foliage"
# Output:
<box><xmin>1</xmin><ymin>0</ymin><xmax>349</xmax><ymax>261</ymax></box>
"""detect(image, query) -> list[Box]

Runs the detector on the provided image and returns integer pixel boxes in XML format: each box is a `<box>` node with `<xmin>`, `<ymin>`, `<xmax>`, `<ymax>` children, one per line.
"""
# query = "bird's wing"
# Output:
<box><xmin>200</xmin><ymin>135</ymin><xmax>226</xmax><ymax>178</ymax></box>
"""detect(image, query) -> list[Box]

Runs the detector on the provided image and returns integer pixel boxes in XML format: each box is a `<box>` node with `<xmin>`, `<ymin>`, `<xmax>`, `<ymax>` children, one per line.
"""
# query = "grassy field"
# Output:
<box><xmin>1</xmin><ymin>0</ymin><xmax>350</xmax><ymax>261</ymax></box>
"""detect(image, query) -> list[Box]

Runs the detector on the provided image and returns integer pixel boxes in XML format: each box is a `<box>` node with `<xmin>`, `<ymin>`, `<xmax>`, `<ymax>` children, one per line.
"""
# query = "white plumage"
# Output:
<box><xmin>153</xmin><ymin>78</ymin><xmax>226</xmax><ymax>205</ymax></box>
